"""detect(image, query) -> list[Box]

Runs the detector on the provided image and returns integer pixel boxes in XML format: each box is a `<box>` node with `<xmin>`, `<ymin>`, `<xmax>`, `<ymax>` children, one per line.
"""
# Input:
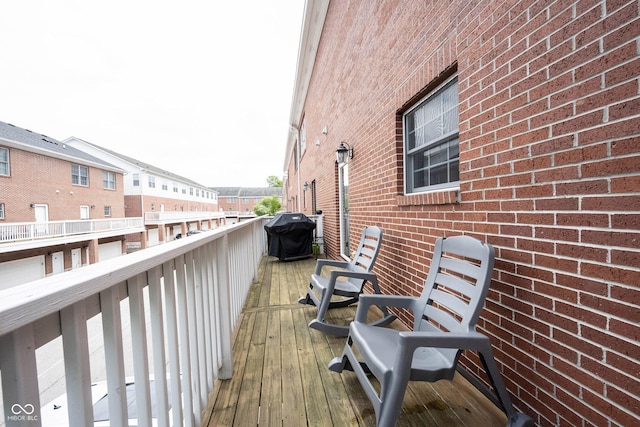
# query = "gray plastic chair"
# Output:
<box><xmin>298</xmin><ymin>226</ymin><xmax>396</xmax><ymax>336</ymax></box>
<box><xmin>328</xmin><ymin>235</ymin><xmax>533</xmax><ymax>427</ymax></box>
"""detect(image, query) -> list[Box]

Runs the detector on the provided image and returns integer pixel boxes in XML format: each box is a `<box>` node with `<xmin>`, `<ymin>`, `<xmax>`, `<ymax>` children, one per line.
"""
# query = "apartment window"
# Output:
<box><xmin>190</xmin><ymin>187</ymin><xmax>194</xmax><ymax>195</ymax></box>
<box><xmin>227</xmin><ymin>197</ymin><xmax>237</xmax><ymax>203</ymax></box>
<box><xmin>173</xmin><ymin>182</ymin><xmax>178</xmax><ymax>193</ymax></box>
<box><xmin>243</xmin><ymin>198</ymin><xmax>249</xmax><ymax>204</ymax></box>
<box><xmin>0</xmin><ymin>202</ymin><xmax>4</xmax><ymax>219</ymax></box>
<box><xmin>104</xmin><ymin>206</ymin><xmax>111</xmax><ymax>216</ymax></box>
<box><xmin>404</xmin><ymin>77</ymin><xmax>459</xmax><ymax>193</ymax></box>
<box><xmin>0</xmin><ymin>147</ymin><xmax>9</xmax><ymax>176</ymax></box>
<box><xmin>103</xmin><ymin>171</ymin><xmax>116</xmax><ymax>190</ymax></box>
<box><xmin>148</xmin><ymin>176</ymin><xmax>155</xmax><ymax>188</ymax></box>
<box><xmin>133</xmin><ymin>173</ymin><xmax>140</xmax><ymax>186</ymax></box>
<box><xmin>162</xmin><ymin>181</ymin><xmax>168</xmax><ymax>191</ymax></box>
<box><xmin>196</xmin><ymin>189</ymin><xmax>200</xmax><ymax>197</ymax></box>
<box><xmin>182</xmin><ymin>187</ymin><xmax>186</xmax><ymax>194</ymax></box>
<box><xmin>72</xmin><ymin>164</ymin><xmax>89</xmax><ymax>186</ymax></box>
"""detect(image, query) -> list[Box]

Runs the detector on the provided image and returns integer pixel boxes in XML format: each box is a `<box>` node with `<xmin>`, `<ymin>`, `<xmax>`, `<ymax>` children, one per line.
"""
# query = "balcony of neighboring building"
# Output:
<box><xmin>0</xmin><ymin>217</ymin><xmax>145</xmax><ymax>254</ymax></box>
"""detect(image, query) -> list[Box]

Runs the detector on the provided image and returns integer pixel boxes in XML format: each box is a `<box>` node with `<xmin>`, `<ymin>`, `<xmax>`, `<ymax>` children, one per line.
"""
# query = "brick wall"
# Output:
<box><xmin>289</xmin><ymin>0</ymin><xmax>640</xmax><ymax>425</ymax></box>
<box><xmin>0</xmin><ymin>147</ymin><xmax>125</xmax><ymax>221</ymax></box>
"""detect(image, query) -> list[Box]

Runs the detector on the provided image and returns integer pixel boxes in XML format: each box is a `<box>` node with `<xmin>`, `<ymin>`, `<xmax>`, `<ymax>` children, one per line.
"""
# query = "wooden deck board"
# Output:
<box><xmin>205</xmin><ymin>256</ymin><xmax>508</xmax><ymax>426</ymax></box>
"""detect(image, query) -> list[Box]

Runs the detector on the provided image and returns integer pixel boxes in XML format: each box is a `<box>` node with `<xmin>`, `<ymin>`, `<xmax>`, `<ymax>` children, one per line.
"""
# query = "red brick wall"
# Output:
<box><xmin>0</xmin><ymin>147</ymin><xmax>125</xmax><ymax>221</ymax></box>
<box><xmin>289</xmin><ymin>0</ymin><xmax>640</xmax><ymax>424</ymax></box>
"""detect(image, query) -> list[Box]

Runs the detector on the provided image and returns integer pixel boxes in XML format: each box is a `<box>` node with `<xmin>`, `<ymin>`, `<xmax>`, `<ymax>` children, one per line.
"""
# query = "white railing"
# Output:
<box><xmin>144</xmin><ymin>211</ymin><xmax>226</xmax><ymax>224</ymax></box>
<box><xmin>0</xmin><ymin>217</ymin><xmax>269</xmax><ymax>427</ymax></box>
<box><xmin>0</xmin><ymin>218</ymin><xmax>144</xmax><ymax>243</ymax></box>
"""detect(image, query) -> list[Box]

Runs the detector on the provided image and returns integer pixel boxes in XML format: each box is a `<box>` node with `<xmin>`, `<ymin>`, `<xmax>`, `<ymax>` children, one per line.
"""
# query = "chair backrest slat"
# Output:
<box><xmin>417</xmin><ymin>236</ymin><xmax>494</xmax><ymax>336</ymax></box>
<box><xmin>347</xmin><ymin>226</ymin><xmax>383</xmax><ymax>285</ymax></box>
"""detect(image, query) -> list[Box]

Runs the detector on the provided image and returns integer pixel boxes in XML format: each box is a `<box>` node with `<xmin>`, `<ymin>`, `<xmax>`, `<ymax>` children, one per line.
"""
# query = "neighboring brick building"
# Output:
<box><xmin>66</xmin><ymin>137</ymin><xmax>223</xmax><ymax>247</ymax></box>
<box><xmin>212</xmin><ymin>186</ymin><xmax>282</xmax><ymax>215</ymax></box>
<box><xmin>0</xmin><ymin>121</ymin><xmax>144</xmax><ymax>288</ymax></box>
<box><xmin>284</xmin><ymin>1</ymin><xmax>639</xmax><ymax>425</ymax></box>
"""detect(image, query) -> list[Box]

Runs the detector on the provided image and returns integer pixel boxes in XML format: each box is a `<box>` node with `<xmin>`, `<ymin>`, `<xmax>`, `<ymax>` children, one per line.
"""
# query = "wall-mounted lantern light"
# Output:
<box><xmin>303</xmin><ymin>181</ymin><xmax>310</xmax><ymax>192</ymax></box>
<box><xmin>336</xmin><ymin>141</ymin><xmax>353</xmax><ymax>164</ymax></box>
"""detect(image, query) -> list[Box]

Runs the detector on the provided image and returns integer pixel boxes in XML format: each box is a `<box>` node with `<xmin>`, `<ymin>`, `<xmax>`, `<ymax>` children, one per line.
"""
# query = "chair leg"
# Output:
<box><xmin>308</xmin><ymin>319</ymin><xmax>350</xmax><ymax>336</ymax></box>
<box><xmin>297</xmin><ymin>293</ymin><xmax>313</xmax><ymax>305</ymax></box>
<box><xmin>477</xmin><ymin>343</ymin><xmax>534</xmax><ymax>427</ymax></box>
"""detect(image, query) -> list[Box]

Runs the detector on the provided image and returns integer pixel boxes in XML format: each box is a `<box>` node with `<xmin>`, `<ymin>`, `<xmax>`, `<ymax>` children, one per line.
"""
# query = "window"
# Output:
<box><xmin>104</xmin><ymin>206</ymin><xmax>111</xmax><ymax>216</ymax></box>
<box><xmin>0</xmin><ymin>147</ymin><xmax>9</xmax><ymax>176</ymax></box>
<box><xmin>173</xmin><ymin>182</ymin><xmax>178</xmax><ymax>193</ymax></box>
<box><xmin>182</xmin><ymin>187</ymin><xmax>186</xmax><ymax>194</ymax></box>
<box><xmin>72</xmin><ymin>164</ymin><xmax>89</xmax><ymax>186</ymax></box>
<box><xmin>0</xmin><ymin>202</ymin><xmax>4</xmax><ymax>219</ymax></box>
<box><xmin>103</xmin><ymin>171</ymin><xmax>116</xmax><ymax>190</ymax></box>
<box><xmin>133</xmin><ymin>173</ymin><xmax>140</xmax><ymax>186</ymax></box>
<box><xmin>404</xmin><ymin>77</ymin><xmax>459</xmax><ymax>193</ymax></box>
<box><xmin>227</xmin><ymin>197</ymin><xmax>237</xmax><ymax>203</ymax></box>
<box><xmin>243</xmin><ymin>198</ymin><xmax>249</xmax><ymax>204</ymax></box>
<box><xmin>189</xmin><ymin>187</ymin><xmax>194</xmax><ymax>195</ymax></box>
<box><xmin>162</xmin><ymin>181</ymin><xmax>168</xmax><ymax>191</ymax></box>
<box><xmin>148</xmin><ymin>176</ymin><xmax>155</xmax><ymax>188</ymax></box>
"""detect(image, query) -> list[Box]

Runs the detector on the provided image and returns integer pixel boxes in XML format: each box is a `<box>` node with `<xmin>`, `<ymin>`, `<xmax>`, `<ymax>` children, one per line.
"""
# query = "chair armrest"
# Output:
<box><xmin>314</xmin><ymin>259</ymin><xmax>350</xmax><ymax>275</ymax></box>
<box><xmin>354</xmin><ymin>294</ymin><xmax>419</xmax><ymax>323</ymax></box>
<box><xmin>397</xmin><ymin>330</ymin><xmax>490</xmax><ymax>352</ymax></box>
<box><xmin>328</xmin><ymin>269</ymin><xmax>377</xmax><ymax>283</ymax></box>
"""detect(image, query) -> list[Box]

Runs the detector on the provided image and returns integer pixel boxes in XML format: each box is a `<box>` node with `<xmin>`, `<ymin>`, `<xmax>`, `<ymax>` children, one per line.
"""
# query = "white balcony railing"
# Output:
<box><xmin>143</xmin><ymin>211</ymin><xmax>226</xmax><ymax>225</ymax></box>
<box><xmin>0</xmin><ymin>218</ymin><xmax>144</xmax><ymax>243</ymax></box>
<box><xmin>0</xmin><ymin>217</ymin><xmax>269</xmax><ymax>426</ymax></box>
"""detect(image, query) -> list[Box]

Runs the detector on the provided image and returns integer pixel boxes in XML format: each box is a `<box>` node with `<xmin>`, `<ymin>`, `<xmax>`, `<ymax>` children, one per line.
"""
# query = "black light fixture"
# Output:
<box><xmin>303</xmin><ymin>181</ymin><xmax>310</xmax><ymax>191</ymax></box>
<box><xmin>336</xmin><ymin>141</ymin><xmax>353</xmax><ymax>164</ymax></box>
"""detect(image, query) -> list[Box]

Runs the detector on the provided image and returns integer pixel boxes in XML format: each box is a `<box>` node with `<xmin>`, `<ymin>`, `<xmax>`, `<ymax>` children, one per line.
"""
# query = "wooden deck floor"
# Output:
<box><xmin>204</xmin><ymin>256</ymin><xmax>508</xmax><ymax>426</ymax></box>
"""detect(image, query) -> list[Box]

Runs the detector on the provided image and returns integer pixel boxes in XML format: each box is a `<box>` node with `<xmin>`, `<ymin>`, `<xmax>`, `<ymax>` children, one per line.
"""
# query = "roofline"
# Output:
<box><xmin>0</xmin><ymin>136</ymin><xmax>125</xmax><ymax>173</ymax></box>
<box><xmin>283</xmin><ymin>0</ymin><xmax>330</xmax><ymax>171</ymax></box>
<box><xmin>63</xmin><ymin>136</ymin><xmax>212</xmax><ymax>189</ymax></box>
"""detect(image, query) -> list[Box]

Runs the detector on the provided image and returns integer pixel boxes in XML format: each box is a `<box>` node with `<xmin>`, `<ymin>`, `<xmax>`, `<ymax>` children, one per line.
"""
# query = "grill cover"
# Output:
<box><xmin>264</xmin><ymin>213</ymin><xmax>316</xmax><ymax>261</ymax></box>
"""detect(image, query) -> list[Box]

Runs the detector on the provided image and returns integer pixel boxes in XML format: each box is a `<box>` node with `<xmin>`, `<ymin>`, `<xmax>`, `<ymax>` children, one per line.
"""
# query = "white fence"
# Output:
<box><xmin>0</xmin><ymin>217</ymin><xmax>269</xmax><ymax>426</ymax></box>
<box><xmin>143</xmin><ymin>211</ymin><xmax>225</xmax><ymax>224</ymax></box>
<box><xmin>0</xmin><ymin>218</ymin><xmax>144</xmax><ymax>243</ymax></box>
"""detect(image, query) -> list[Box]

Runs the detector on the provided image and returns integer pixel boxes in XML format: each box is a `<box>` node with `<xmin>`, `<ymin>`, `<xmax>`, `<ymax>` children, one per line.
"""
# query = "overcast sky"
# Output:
<box><xmin>0</xmin><ymin>0</ymin><xmax>304</xmax><ymax>187</ymax></box>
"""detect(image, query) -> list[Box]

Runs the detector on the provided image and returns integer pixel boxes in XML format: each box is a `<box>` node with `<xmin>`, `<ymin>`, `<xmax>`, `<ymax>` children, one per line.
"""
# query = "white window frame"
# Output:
<box><xmin>103</xmin><ymin>171</ymin><xmax>116</xmax><ymax>190</ymax></box>
<box><xmin>72</xmin><ymin>164</ymin><xmax>89</xmax><ymax>186</ymax></box>
<box><xmin>0</xmin><ymin>202</ymin><xmax>5</xmax><ymax>219</ymax></box>
<box><xmin>404</xmin><ymin>76</ymin><xmax>460</xmax><ymax>194</ymax></box>
<box><xmin>104</xmin><ymin>206</ymin><xmax>111</xmax><ymax>217</ymax></box>
<box><xmin>132</xmin><ymin>173</ymin><xmax>140</xmax><ymax>186</ymax></box>
<box><xmin>148</xmin><ymin>176</ymin><xmax>156</xmax><ymax>188</ymax></box>
<box><xmin>0</xmin><ymin>147</ymin><xmax>9</xmax><ymax>176</ymax></box>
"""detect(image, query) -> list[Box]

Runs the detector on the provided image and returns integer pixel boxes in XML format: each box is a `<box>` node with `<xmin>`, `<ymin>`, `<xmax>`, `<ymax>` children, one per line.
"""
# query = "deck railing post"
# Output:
<box><xmin>100</xmin><ymin>285</ymin><xmax>128</xmax><ymax>427</ymax></box>
<box><xmin>60</xmin><ymin>302</ymin><xmax>93</xmax><ymax>427</ymax></box>
<box><xmin>216</xmin><ymin>234</ymin><xmax>233</xmax><ymax>379</ymax></box>
<box><xmin>0</xmin><ymin>325</ymin><xmax>41</xmax><ymax>427</ymax></box>
<box><xmin>128</xmin><ymin>273</ymin><xmax>152</xmax><ymax>427</ymax></box>
<box><xmin>148</xmin><ymin>265</ymin><xmax>171</xmax><ymax>427</ymax></box>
